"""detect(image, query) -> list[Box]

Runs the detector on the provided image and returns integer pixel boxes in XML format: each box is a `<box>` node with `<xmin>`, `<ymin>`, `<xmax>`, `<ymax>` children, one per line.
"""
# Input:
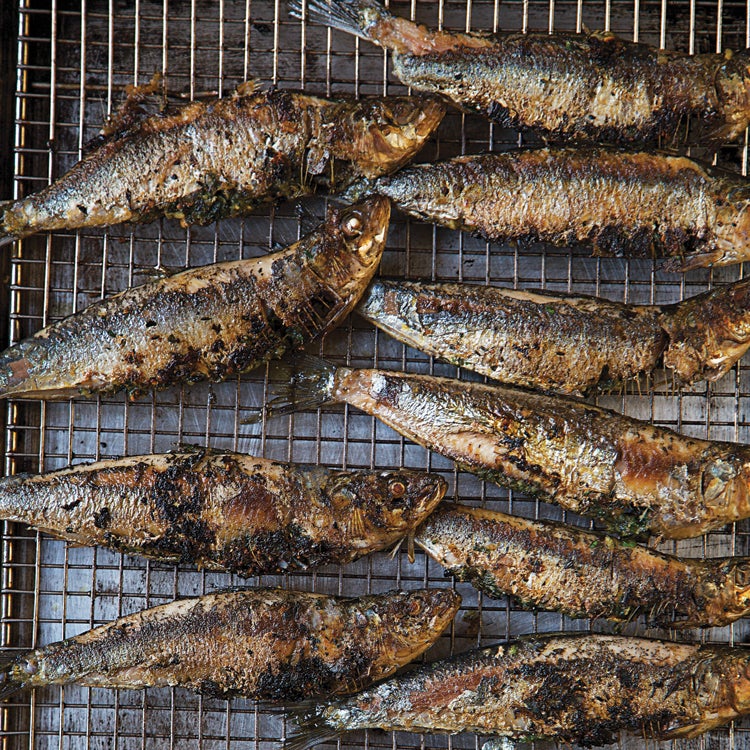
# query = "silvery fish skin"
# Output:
<box><xmin>294</xmin><ymin>0</ymin><xmax>750</xmax><ymax>145</ymax></box>
<box><xmin>0</xmin><ymin>197</ymin><xmax>389</xmax><ymax>400</ymax></box>
<box><xmin>267</xmin><ymin>357</ymin><xmax>750</xmax><ymax>539</ymax></box>
<box><xmin>287</xmin><ymin>634</ymin><xmax>750</xmax><ymax>747</ymax></box>
<box><xmin>0</xmin><ymin>587</ymin><xmax>461</xmax><ymax>702</ymax></box>
<box><xmin>416</xmin><ymin>503</ymin><xmax>750</xmax><ymax>628</ymax></box>
<box><xmin>0</xmin><ymin>449</ymin><xmax>447</xmax><ymax>575</ymax></box>
<box><xmin>357</xmin><ymin>278</ymin><xmax>750</xmax><ymax>394</ymax></box>
<box><xmin>346</xmin><ymin>150</ymin><xmax>750</xmax><ymax>271</ymax></box>
<box><xmin>0</xmin><ymin>86</ymin><xmax>443</xmax><ymax>243</ymax></box>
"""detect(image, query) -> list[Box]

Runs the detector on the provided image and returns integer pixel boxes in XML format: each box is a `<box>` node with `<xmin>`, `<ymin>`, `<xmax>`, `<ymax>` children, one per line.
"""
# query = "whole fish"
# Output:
<box><xmin>294</xmin><ymin>0</ymin><xmax>750</xmax><ymax>145</ymax></box>
<box><xmin>0</xmin><ymin>197</ymin><xmax>388</xmax><ymax>400</ymax></box>
<box><xmin>265</xmin><ymin>356</ymin><xmax>750</xmax><ymax>539</ymax></box>
<box><xmin>416</xmin><ymin>503</ymin><xmax>750</xmax><ymax>628</ymax></box>
<box><xmin>287</xmin><ymin>633</ymin><xmax>750</xmax><ymax>747</ymax></box>
<box><xmin>0</xmin><ymin>85</ymin><xmax>443</xmax><ymax>244</ymax></box>
<box><xmin>0</xmin><ymin>448</ymin><xmax>446</xmax><ymax>575</ymax></box>
<box><xmin>346</xmin><ymin>149</ymin><xmax>750</xmax><ymax>271</ymax></box>
<box><xmin>357</xmin><ymin>278</ymin><xmax>750</xmax><ymax>393</ymax></box>
<box><xmin>0</xmin><ymin>587</ymin><xmax>461</xmax><ymax>702</ymax></box>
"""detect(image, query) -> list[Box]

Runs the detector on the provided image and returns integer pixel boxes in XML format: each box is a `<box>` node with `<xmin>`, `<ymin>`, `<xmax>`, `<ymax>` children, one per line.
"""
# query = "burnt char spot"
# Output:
<box><xmin>93</xmin><ymin>507</ymin><xmax>112</xmax><ymax>529</ymax></box>
<box><xmin>254</xmin><ymin>656</ymin><xmax>337</xmax><ymax>702</ymax></box>
<box><xmin>62</xmin><ymin>499</ymin><xmax>82</xmax><ymax>512</ymax></box>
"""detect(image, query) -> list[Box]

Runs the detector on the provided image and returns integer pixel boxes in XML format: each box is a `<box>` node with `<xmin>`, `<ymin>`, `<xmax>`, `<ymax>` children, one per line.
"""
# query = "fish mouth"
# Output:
<box><xmin>351</xmin><ymin>195</ymin><xmax>391</xmax><ymax>259</ymax></box>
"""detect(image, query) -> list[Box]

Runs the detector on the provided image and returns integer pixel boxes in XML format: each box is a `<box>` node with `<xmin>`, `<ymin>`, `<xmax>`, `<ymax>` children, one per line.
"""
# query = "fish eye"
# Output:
<box><xmin>389</xmin><ymin>479</ymin><xmax>407</xmax><ymax>498</ymax></box>
<box><xmin>341</xmin><ymin>213</ymin><xmax>363</xmax><ymax>238</ymax></box>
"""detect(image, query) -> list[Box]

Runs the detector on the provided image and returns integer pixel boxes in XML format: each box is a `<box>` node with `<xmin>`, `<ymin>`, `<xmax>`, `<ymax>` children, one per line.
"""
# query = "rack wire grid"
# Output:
<box><xmin>3</xmin><ymin>0</ymin><xmax>750</xmax><ymax>749</ymax></box>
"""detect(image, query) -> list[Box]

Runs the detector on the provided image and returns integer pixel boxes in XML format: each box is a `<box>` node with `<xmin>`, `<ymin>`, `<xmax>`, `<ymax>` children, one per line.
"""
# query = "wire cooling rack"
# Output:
<box><xmin>3</xmin><ymin>0</ymin><xmax>750</xmax><ymax>749</ymax></box>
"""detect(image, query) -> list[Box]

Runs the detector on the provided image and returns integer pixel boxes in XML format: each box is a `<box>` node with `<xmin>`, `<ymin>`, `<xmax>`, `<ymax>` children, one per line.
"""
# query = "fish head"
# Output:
<box><xmin>325</xmin><ymin>468</ymin><xmax>447</xmax><ymax>538</ymax></box>
<box><xmin>332</xmin><ymin>95</ymin><xmax>446</xmax><ymax>180</ymax></box>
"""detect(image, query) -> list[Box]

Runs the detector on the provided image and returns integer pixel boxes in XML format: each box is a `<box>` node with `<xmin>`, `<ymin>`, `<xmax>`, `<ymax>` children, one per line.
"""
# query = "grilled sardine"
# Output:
<box><xmin>0</xmin><ymin>86</ymin><xmax>443</xmax><ymax>244</ymax></box>
<box><xmin>0</xmin><ymin>197</ymin><xmax>388</xmax><ymax>400</ymax></box>
<box><xmin>287</xmin><ymin>633</ymin><xmax>750</xmax><ymax>747</ymax></box>
<box><xmin>0</xmin><ymin>587</ymin><xmax>461</xmax><ymax>702</ymax></box>
<box><xmin>347</xmin><ymin>149</ymin><xmax>750</xmax><ymax>270</ymax></box>
<box><xmin>357</xmin><ymin>278</ymin><xmax>750</xmax><ymax>393</ymax></box>
<box><xmin>416</xmin><ymin>503</ymin><xmax>750</xmax><ymax>628</ymax></box>
<box><xmin>266</xmin><ymin>357</ymin><xmax>750</xmax><ymax>539</ymax></box>
<box><xmin>0</xmin><ymin>449</ymin><xmax>446</xmax><ymax>575</ymax></box>
<box><xmin>295</xmin><ymin>0</ymin><xmax>750</xmax><ymax>145</ymax></box>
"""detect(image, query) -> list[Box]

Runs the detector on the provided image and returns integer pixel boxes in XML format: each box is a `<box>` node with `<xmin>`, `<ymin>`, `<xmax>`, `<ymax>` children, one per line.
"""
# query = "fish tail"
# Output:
<box><xmin>0</xmin><ymin>657</ymin><xmax>26</xmax><ymax>701</ymax></box>
<box><xmin>265</xmin><ymin>355</ymin><xmax>340</xmax><ymax>419</ymax></box>
<box><xmin>0</xmin><ymin>201</ymin><xmax>18</xmax><ymax>249</ymax></box>
<box><xmin>0</xmin><ymin>340</ymin><xmax>35</xmax><ymax>399</ymax></box>
<box><xmin>284</xmin><ymin>705</ymin><xmax>342</xmax><ymax>750</ymax></box>
<box><xmin>290</xmin><ymin>0</ymin><xmax>422</xmax><ymax>54</ymax></box>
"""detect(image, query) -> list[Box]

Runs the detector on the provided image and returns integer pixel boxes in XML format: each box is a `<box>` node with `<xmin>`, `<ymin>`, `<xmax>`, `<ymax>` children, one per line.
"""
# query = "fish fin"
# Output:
<box><xmin>284</xmin><ymin>705</ymin><xmax>341</xmax><ymax>750</ymax></box>
<box><xmin>264</xmin><ymin>355</ymin><xmax>339</xmax><ymax>419</ymax></box>
<box><xmin>233</xmin><ymin>79</ymin><xmax>261</xmax><ymax>98</ymax></box>
<box><xmin>660</xmin><ymin>250</ymin><xmax>726</xmax><ymax>273</ymax></box>
<box><xmin>290</xmin><ymin>0</ymin><xmax>378</xmax><ymax>42</ymax></box>
<box><xmin>0</xmin><ymin>657</ymin><xmax>25</xmax><ymax>701</ymax></box>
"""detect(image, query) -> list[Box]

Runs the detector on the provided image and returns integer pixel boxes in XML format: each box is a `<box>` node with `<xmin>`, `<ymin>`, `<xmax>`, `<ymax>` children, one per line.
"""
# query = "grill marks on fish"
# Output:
<box><xmin>357</xmin><ymin>279</ymin><xmax>750</xmax><ymax>393</ymax></box>
<box><xmin>0</xmin><ymin>450</ymin><xmax>447</xmax><ymax>575</ymax></box>
<box><xmin>296</xmin><ymin>0</ymin><xmax>750</xmax><ymax>144</ymax></box>
<box><xmin>0</xmin><ymin>588</ymin><xmax>461</xmax><ymax>702</ymax></box>
<box><xmin>0</xmin><ymin>197</ymin><xmax>389</xmax><ymax>400</ymax></box>
<box><xmin>0</xmin><ymin>88</ymin><xmax>443</xmax><ymax>243</ymax></box>
<box><xmin>287</xmin><ymin>634</ymin><xmax>750</xmax><ymax>747</ymax></box>
<box><xmin>415</xmin><ymin>503</ymin><xmax>750</xmax><ymax>627</ymax></box>
<box><xmin>347</xmin><ymin>150</ymin><xmax>750</xmax><ymax>270</ymax></box>
<box><xmin>267</xmin><ymin>358</ymin><xmax>750</xmax><ymax>539</ymax></box>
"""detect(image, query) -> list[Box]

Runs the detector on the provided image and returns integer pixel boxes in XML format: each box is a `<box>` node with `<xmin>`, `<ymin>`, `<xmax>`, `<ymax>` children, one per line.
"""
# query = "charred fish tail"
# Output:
<box><xmin>285</xmin><ymin>705</ymin><xmax>341</xmax><ymax>750</ymax></box>
<box><xmin>265</xmin><ymin>355</ymin><xmax>340</xmax><ymax>418</ymax></box>
<box><xmin>0</xmin><ymin>201</ymin><xmax>17</xmax><ymax>249</ymax></box>
<box><xmin>0</xmin><ymin>656</ymin><xmax>27</xmax><ymax>701</ymax></box>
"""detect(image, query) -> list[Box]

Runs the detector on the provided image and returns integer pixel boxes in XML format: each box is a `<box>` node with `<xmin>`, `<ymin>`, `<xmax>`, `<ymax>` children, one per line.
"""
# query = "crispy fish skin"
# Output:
<box><xmin>357</xmin><ymin>278</ymin><xmax>750</xmax><ymax>393</ymax></box>
<box><xmin>0</xmin><ymin>449</ymin><xmax>447</xmax><ymax>575</ymax></box>
<box><xmin>0</xmin><ymin>87</ymin><xmax>443</xmax><ymax>243</ymax></box>
<box><xmin>0</xmin><ymin>587</ymin><xmax>461</xmax><ymax>702</ymax></box>
<box><xmin>0</xmin><ymin>197</ymin><xmax>388</xmax><ymax>400</ymax></box>
<box><xmin>287</xmin><ymin>633</ymin><xmax>750</xmax><ymax>747</ymax></box>
<box><xmin>269</xmin><ymin>358</ymin><xmax>750</xmax><ymax>539</ymax></box>
<box><xmin>416</xmin><ymin>503</ymin><xmax>750</xmax><ymax>628</ymax></box>
<box><xmin>347</xmin><ymin>150</ymin><xmax>750</xmax><ymax>270</ymax></box>
<box><xmin>295</xmin><ymin>0</ymin><xmax>750</xmax><ymax>144</ymax></box>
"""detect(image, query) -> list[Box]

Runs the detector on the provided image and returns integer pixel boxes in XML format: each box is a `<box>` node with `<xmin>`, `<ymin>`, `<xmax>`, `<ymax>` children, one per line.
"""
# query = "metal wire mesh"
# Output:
<box><xmin>3</xmin><ymin>0</ymin><xmax>750</xmax><ymax>748</ymax></box>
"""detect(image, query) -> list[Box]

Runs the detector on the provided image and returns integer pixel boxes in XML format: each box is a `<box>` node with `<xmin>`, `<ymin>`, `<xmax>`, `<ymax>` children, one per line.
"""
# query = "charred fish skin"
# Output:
<box><xmin>357</xmin><ymin>278</ymin><xmax>750</xmax><ymax>393</ymax></box>
<box><xmin>0</xmin><ymin>196</ymin><xmax>389</xmax><ymax>400</ymax></box>
<box><xmin>0</xmin><ymin>449</ymin><xmax>447</xmax><ymax>575</ymax></box>
<box><xmin>0</xmin><ymin>587</ymin><xmax>461</xmax><ymax>702</ymax></box>
<box><xmin>347</xmin><ymin>150</ymin><xmax>750</xmax><ymax>270</ymax></box>
<box><xmin>415</xmin><ymin>503</ymin><xmax>750</xmax><ymax>628</ymax></box>
<box><xmin>267</xmin><ymin>358</ymin><xmax>750</xmax><ymax>539</ymax></box>
<box><xmin>294</xmin><ymin>0</ymin><xmax>750</xmax><ymax>145</ymax></box>
<box><xmin>0</xmin><ymin>87</ymin><xmax>443</xmax><ymax>243</ymax></box>
<box><xmin>287</xmin><ymin>634</ymin><xmax>750</xmax><ymax>747</ymax></box>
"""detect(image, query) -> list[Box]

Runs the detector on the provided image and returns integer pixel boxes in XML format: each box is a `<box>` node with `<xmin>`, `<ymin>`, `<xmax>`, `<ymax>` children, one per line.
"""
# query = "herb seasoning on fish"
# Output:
<box><xmin>294</xmin><ymin>0</ymin><xmax>750</xmax><ymax>144</ymax></box>
<box><xmin>287</xmin><ymin>633</ymin><xmax>750</xmax><ymax>747</ymax></box>
<box><xmin>0</xmin><ymin>85</ymin><xmax>443</xmax><ymax>244</ymax></box>
<box><xmin>357</xmin><ymin>278</ymin><xmax>750</xmax><ymax>393</ymax></box>
<box><xmin>265</xmin><ymin>356</ymin><xmax>750</xmax><ymax>539</ymax></box>
<box><xmin>346</xmin><ymin>149</ymin><xmax>750</xmax><ymax>270</ymax></box>
<box><xmin>0</xmin><ymin>197</ymin><xmax>388</xmax><ymax>400</ymax></box>
<box><xmin>416</xmin><ymin>503</ymin><xmax>750</xmax><ymax>628</ymax></box>
<box><xmin>0</xmin><ymin>587</ymin><xmax>461</xmax><ymax>702</ymax></box>
<box><xmin>0</xmin><ymin>449</ymin><xmax>446</xmax><ymax>575</ymax></box>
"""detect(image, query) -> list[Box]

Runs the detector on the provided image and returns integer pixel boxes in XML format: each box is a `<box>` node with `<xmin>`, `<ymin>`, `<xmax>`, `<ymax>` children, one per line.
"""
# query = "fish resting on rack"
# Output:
<box><xmin>294</xmin><ymin>0</ymin><xmax>750</xmax><ymax>145</ymax></box>
<box><xmin>264</xmin><ymin>356</ymin><xmax>750</xmax><ymax>540</ymax></box>
<box><xmin>0</xmin><ymin>448</ymin><xmax>446</xmax><ymax>575</ymax></box>
<box><xmin>345</xmin><ymin>149</ymin><xmax>750</xmax><ymax>271</ymax></box>
<box><xmin>0</xmin><ymin>196</ymin><xmax>389</xmax><ymax>400</ymax></box>
<box><xmin>0</xmin><ymin>83</ymin><xmax>443</xmax><ymax>245</ymax></box>
<box><xmin>416</xmin><ymin>502</ymin><xmax>750</xmax><ymax>628</ymax></box>
<box><xmin>0</xmin><ymin>587</ymin><xmax>461</xmax><ymax>702</ymax></box>
<box><xmin>357</xmin><ymin>278</ymin><xmax>750</xmax><ymax>394</ymax></box>
<box><xmin>286</xmin><ymin>633</ymin><xmax>750</xmax><ymax>747</ymax></box>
